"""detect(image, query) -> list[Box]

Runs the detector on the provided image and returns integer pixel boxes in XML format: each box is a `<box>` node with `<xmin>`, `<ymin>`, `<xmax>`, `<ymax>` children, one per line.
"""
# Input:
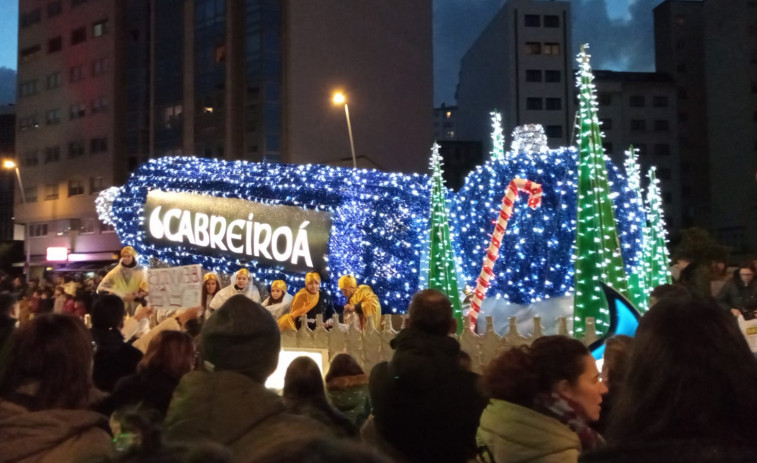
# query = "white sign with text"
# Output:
<box><xmin>148</xmin><ymin>264</ymin><xmax>203</xmax><ymax>310</ymax></box>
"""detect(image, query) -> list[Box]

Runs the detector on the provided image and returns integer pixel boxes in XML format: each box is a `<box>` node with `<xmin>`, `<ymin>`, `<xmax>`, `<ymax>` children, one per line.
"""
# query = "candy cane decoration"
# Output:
<box><xmin>469</xmin><ymin>179</ymin><xmax>543</xmax><ymax>331</ymax></box>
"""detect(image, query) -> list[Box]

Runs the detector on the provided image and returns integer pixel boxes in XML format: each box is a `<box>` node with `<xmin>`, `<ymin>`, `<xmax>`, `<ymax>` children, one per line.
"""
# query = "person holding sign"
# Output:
<box><xmin>338</xmin><ymin>275</ymin><xmax>381</xmax><ymax>330</ymax></box>
<box><xmin>97</xmin><ymin>246</ymin><xmax>148</xmax><ymax>316</ymax></box>
<box><xmin>278</xmin><ymin>272</ymin><xmax>334</xmax><ymax>331</ymax></box>
<box><xmin>208</xmin><ymin>268</ymin><xmax>261</xmax><ymax>316</ymax></box>
<box><xmin>262</xmin><ymin>280</ymin><xmax>293</xmax><ymax>320</ymax></box>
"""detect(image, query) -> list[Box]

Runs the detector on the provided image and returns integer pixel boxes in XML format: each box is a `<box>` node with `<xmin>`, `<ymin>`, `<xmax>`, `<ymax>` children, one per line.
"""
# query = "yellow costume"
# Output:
<box><xmin>278</xmin><ymin>273</ymin><xmax>321</xmax><ymax>332</ymax></box>
<box><xmin>338</xmin><ymin>275</ymin><xmax>381</xmax><ymax>330</ymax></box>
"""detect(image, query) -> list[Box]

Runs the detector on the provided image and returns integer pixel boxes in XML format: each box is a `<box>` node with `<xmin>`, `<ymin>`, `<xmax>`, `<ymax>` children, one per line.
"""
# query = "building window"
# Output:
<box><xmin>20</xmin><ymin>8</ymin><xmax>42</xmax><ymax>28</ymax></box>
<box><xmin>30</xmin><ymin>223</ymin><xmax>48</xmax><ymax>237</ymax></box>
<box><xmin>215</xmin><ymin>44</ymin><xmax>226</xmax><ymax>63</ymax></box>
<box><xmin>23</xmin><ymin>150</ymin><xmax>39</xmax><ymax>167</ymax></box>
<box><xmin>653</xmin><ymin>95</ymin><xmax>669</xmax><ymax>107</ymax></box>
<box><xmin>630</xmin><ymin>119</ymin><xmax>646</xmax><ymax>132</ymax></box>
<box><xmin>46</xmin><ymin>109</ymin><xmax>61</xmax><ymax>125</ymax></box>
<box><xmin>678</xmin><ymin>112</ymin><xmax>688</xmax><ymax>123</ymax></box>
<box><xmin>654</xmin><ymin>143</ymin><xmax>671</xmax><ymax>156</ymax></box>
<box><xmin>629</xmin><ymin>95</ymin><xmax>645</xmax><ymax>107</ymax></box>
<box><xmin>71</xmin><ymin>27</ymin><xmax>86</xmax><ymax>45</ymax></box>
<box><xmin>161</xmin><ymin>105</ymin><xmax>183</xmax><ymax>129</ymax></box>
<box><xmin>47</xmin><ymin>1</ymin><xmax>62</xmax><ymax>17</ymax></box>
<box><xmin>19</xmin><ymin>115</ymin><xmax>39</xmax><ymax>131</ymax></box>
<box><xmin>526</xmin><ymin>97</ymin><xmax>543</xmax><ymax>110</ymax></box>
<box><xmin>90</xmin><ymin>176</ymin><xmax>105</xmax><ymax>194</ymax></box>
<box><xmin>544</xmin><ymin>15</ymin><xmax>560</xmax><ymax>28</ymax></box>
<box><xmin>657</xmin><ymin>168</ymin><xmax>672</xmax><ymax>180</ymax></box>
<box><xmin>44</xmin><ymin>146</ymin><xmax>60</xmax><ymax>163</ymax></box>
<box><xmin>524</xmin><ymin>14</ymin><xmax>541</xmax><ymax>27</ymax></box>
<box><xmin>90</xmin><ymin>137</ymin><xmax>108</xmax><ymax>154</ymax></box>
<box><xmin>545</xmin><ymin>125</ymin><xmax>563</xmax><ymax>138</ymax></box>
<box><xmin>525</xmin><ymin>42</ymin><xmax>541</xmax><ymax>55</ymax></box>
<box><xmin>545</xmin><ymin>70</ymin><xmax>561</xmax><ymax>82</ymax></box>
<box><xmin>70</xmin><ymin>103</ymin><xmax>86</xmax><ymax>120</ymax></box>
<box><xmin>654</xmin><ymin>119</ymin><xmax>670</xmax><ymax>132</ymax></box>
<box><xmin>101</xmin><ymin>223</ymin><xmax>116</xmax><ymax>233</ymax></box>
<box><xmin>46</xmin><ymin>72</ymin><xmax>62</xmax><ymax>89</ymax></box>
<box><xmin>92</xmin><ymin>58</ymin><xmax>108</xmax><ymax>76</ymax></box>
<box><xmin>81</xmin><ymin>218</ymin><xmax>98</xmax><ymax>234</ymax></box>
<box><xmin>545</xmin><ymin>97</ymin><xmax>562</xmax><ymax>110</ymax></box>
<box><xmin>600</xmin><ymin>118</ymin><xmax>612</xmax><ymax>130</ymax></box>
<box><xmin>91</xmin><ymin>96</ymin><xmax>108</xmax><ymax>113</ymax></box>
<box><xmin>48</xmin><ymin>36</ymin><xmax>62</xmax><ymax>53</ymax></box>
<box><xmin>634</xmin><ymin>143</ymin><xmax>647</xmax><ymax>155</ymax></box>
<box><xmin>24</xmin><ymin>186</ymin><xmax>38</xmax><ymax>203</ymax></box>
<box><xmin>525</xmin><ymin>69</ymin><xmax>542</xmax><ymax>82</ymax></box>
<box><xmin>20</xmin><ymin>44</ymin><xmax>41</xmax><ymax>62</ymax></box>
<box><xmin>678</xmin><ymin>88</ymin><xmax>688</xmax><ymax>99</ymax></box>
<box><xmin>19</xmin><ymin>80</ymin><xmax>38</xmax><ymax>97</ymax></box>
<box><xmin>70</xmin><ymin>65</ymin><xmax>85</xmax><ymax>82</ymax></box>
<box><xmin>44</xmin><ymin>184</ymin><xmax>59</xmax><ymax>200</ymax></box>
<box><xmin>92</xmin><ymin>19</ymin><xmax>108</xmax><ymax>37</ymax></box>
<box><xmin>68</xmin><ymin>179</ymin><xmax>85</xmax><ymax>196</ymax></box>
<box><xmin>68</xmin><ymin>141</ymin><xmax>86</xmax><ymax>158</ymax></box>
<box><xmin>543</xmin><ymin>43</ymin><xmax>560</xmax><ymax>55</ymax></box>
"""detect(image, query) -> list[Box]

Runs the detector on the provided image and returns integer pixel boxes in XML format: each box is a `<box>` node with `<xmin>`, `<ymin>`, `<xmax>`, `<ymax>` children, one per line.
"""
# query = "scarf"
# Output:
<box><xmin>277</xmin><ymin>288</ymin><xmax>319</xmax><ymax>331</ymax></box>
<box><xmin>533</xmin><ymin>391</ymin><xmax>604</xmax><ymax>451</ymax></box>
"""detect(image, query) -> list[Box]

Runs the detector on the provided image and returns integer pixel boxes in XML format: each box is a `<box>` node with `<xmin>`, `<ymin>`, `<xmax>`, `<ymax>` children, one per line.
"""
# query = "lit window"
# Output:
<box><xmin>93</xmin><ymin>19</ymin><xmax>108</xmax><ymax>37</ymax></box>
<box><xmin>45</xmin><ymin>184</ymin><xmax>59</xmax><ymax>201</ymax></box>
<box><xmin>543</xmin><ymin>43</ymin><xmax>560</xmax><ymax>55</ymax></box>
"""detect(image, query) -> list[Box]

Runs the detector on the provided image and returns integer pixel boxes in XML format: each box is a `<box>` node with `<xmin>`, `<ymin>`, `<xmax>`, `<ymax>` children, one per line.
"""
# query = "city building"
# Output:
<box><xmin>456</xmin><ymin>0</ymin><xmax>574</xmax><ymax>155</ymax></box>
<box><xmin>593</xmin><ymin>70</ymin><xmax>682</xmax><ymax>234</ymax></box>
<box><xmin>437</xmin><ymin>140</ymin><xmax>483</xmax><ymax>191</ymax></box>
<box><xmin>14</xmin><ymin>0</ymin><xmax>432</xmax><ymax>275</ymax></box>
<box><xmin>433</xmin><ymin>103</ymin><xmax>457</xmax><ymax>141</ymax></box>
<box><xmin>0</xmin><ymin>105</ymin><xmax>15</xmax><ymax>242</ymax></box>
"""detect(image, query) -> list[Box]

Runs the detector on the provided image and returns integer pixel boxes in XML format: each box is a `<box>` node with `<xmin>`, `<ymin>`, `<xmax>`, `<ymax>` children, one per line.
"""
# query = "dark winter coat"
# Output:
<box><xmin>716</xmin><ymin>278</ymin><xmax>757</xmax><ymax>319</ymax></box>
<box><xmin>580</xmin><ymin>438</ymin><xmax>757</xmax><ymax>463</ymax></box>
<box><xmin>91</xmin><ymin>328</ymin><xmax>143</xmax><ymax>392</ymax></box>
<box><xmin>677</xmin><ymin>261</ymin><xmax>711</xmax><ymax>300</ymax></box>
<box><xmin>95</xmin><ymin>369</ymin><xmax>180</xmax><ymax>419</ymax></box>
<box><xmin>326</xmin><ymin>374</ymin><xmax>371</xmax><ymax>428</ymax></box>
<box><xmin>369</xmin><ymin>327</ymin><xmax>487</xmax><ymax>463</ymax></box>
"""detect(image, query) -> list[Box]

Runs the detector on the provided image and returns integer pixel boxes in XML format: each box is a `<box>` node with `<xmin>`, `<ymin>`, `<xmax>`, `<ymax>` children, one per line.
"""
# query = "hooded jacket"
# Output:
<box><xmin>163</xmin><ymin>369</ymin><xmax>327</xmax><ymax>462</ymax></box>
<box><xmin>326</xmin><ymin>374</ymin><xmax>371</xmax><ymax>428</ymax></box>
<box><xmin>369</xmin><ymin>327</ymin><xmax>487</xmax><ymax>463</ymax></box>
<box><xmin>0</xmin><ymin>399</ymin><xmax>113</xmax><ymax>463</ymax></box>
<box><xmin>477</xmin><ymin>399</ymin><xmax>580</xmax><ymax>463</ymax></box>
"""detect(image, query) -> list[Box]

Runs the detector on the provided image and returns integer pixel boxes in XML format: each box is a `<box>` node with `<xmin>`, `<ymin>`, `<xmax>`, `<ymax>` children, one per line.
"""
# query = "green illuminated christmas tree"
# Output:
<box><xmin>490</xmin><ymin>111</ymin><xmax>505</xmax><ymax>161</ymax></box>
<box><xmin>643</xmin><ymin>166</ymin><xmax>673</xmax><ymax>291</ymax></box>
<box><xmin>573</xmin><ymin>45</ymin><xmax>630</xmax><ymax>336</ymax></box>
<box><xmin>624</xmin><ymin>146</ymin><xmax>650</xmax><ymax>310</ymax></box>
<box><xmin>427</xmin><ymin>142</ymin><xmax>464</xmax><ymax>333</ymax></box>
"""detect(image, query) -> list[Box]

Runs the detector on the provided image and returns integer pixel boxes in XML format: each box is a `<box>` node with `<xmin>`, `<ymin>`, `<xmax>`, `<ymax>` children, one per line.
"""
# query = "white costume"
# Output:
<box><xmin>208</xmin><ymin>271</ymin><xmax>261</xmax><ymax>312</ymax></box>
<box><xmin>261</xmin><ymin>292</ymin><xmax>293</xmax><ymax>320</ymax></box>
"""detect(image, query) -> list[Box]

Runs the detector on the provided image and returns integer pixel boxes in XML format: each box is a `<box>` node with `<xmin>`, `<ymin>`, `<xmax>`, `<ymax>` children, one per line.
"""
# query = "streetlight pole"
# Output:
<box><xmin>2</xmin><ymin>159</ymin><xmax>29</xmax><ymax>282</ymax></box>
<box><xmin>332</xmin><ymin>92</ymin><xmax>357</xmax><ymax>168</ymax></box>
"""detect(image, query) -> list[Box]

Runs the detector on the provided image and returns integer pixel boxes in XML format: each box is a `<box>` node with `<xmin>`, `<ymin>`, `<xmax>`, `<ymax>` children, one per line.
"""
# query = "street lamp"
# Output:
<box><xmin>332</xmin><ymin>91</ymin><xmax>357</xmax><ymax>168</ymax></box>
<box><xmin>2</xmin><ymin>158</ymin><xmax>29</xmax><ymax>281</ymax></box>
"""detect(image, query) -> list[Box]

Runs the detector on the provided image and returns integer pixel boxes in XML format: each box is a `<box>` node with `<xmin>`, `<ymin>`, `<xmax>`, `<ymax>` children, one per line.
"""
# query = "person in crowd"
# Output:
<box><xmin>201</xmin><ymin>273</ymin><xmax>220</xmax><ymax>320</ymax></box>
<box><xmin>278</xmin><ymin>272</ymin><xmax>334</xmax><ymax>331</ymax></box>
<box><xmin>0</xmin><ymin>314</ymin><xmax>114</xmax><ymax>462</ymax></box>
<box><xmin>580</xmin><ymin>298</ymin><xmax>757</xmax><ymax>462</ymax></box>
<box><xmin>163</xmin><ymin>295</ymin><xmax>328</xmax><ymax>458</ymax></box>
<box><xmin>261</xmin><ymin>280</ymin><xmax>293</xmax><ymax>320</ymax></box>
<box><xmin>648</xmin><ymin>283</ymin><xmax>690</xmax><ymax>308</ymax></box>
<box><xmin>62</xmin><ymin>274</ymin><xmax>80</xmax><ymax>297</ymax></box>
<box><xmin>716</xmin><ymin>261</ymin><xmax>757</xmax><ymax>319</ymax></box>
<box><xmin>24</xmin><ymin>278</ymin><xmax>38</xmax><ymax>299</ymax></box>
<box><xmin>674</xmin><ymin>254</ymin><xmax>711</xmax><ymax>300</ymax></box>
<box><xmin>99</xmin><ymin>331</ymin><xmax>195</xmax><ymax>419</ymax></box>
<box><xmin>253</xmin><ymin>437</ymin><xmax>392</xmax><ymax>463</ymax></box>
<box><xmin>476</xmin><ymin>336</ymin><xmax>606</xmax><ymax>463</ymax></box>
<box><xmin>98</xmin><ymin>246</ymin><xmax>149</xmax><ymax>316</ymax></box>
<box><xmin>709</xmin><ymin>258</ymin><xmax>730</xmax><ymax>297</ymax></box>
<box><xmin>325</xmin><ymin>353</ymin><xmax>371</xmax><ymax>429</ymax></box>
<box><xmin>367</xmin><ymin>289</ymin><xmax>487</xmax><ymax>463</ymax></box>
<box><xmin>593</xmin><ymin>335</ymin><xmax>633</xmax><ymax>435</ymax></box>
<box><xmin>91</xmin><ymin>294</ymin><xmax>144</xmax><ymax>392</ymax></box>
<box><xmin>52</xmin><ymin>285</ymin><xmax>66</xmax><ymax>314</ymax></box>
<box><xmin>338</xmin><ymin>275</ymin><xmax>381</xmax><ymax>330</ymax></box>
<box><xmin>283</xmin><ymin>356</ymin><xmax>357</xmax><ymax>438</ymax></box>
<box><xmin>0</xmin><ymin>293</ymin><xmax>17</xmax><ymax>350</ymax></box>
<box><xmin>208</xmin><ymin>268</ymin><xmax>260</xmax><ymax>314</ymax></box>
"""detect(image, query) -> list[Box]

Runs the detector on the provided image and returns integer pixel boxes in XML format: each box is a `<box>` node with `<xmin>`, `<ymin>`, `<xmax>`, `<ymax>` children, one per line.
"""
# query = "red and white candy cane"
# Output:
<box><xmin>469</xmin><ymin>178</ymin><xmax>543</xmax><ymax>331</ymax></box>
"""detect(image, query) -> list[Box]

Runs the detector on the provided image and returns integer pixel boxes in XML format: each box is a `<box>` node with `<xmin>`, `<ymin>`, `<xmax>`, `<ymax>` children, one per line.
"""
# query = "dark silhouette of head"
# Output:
<box><xmin>407</xmin><ymin>289</ymin><xmax>454</xmax><ymax>336</ymax></box>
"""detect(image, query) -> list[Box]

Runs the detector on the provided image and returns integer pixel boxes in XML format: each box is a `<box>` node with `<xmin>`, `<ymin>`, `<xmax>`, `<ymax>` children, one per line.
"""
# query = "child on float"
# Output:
<box><xmin>208</xmin><ymin>268</ymin><xmax>261</xmax><ymax>316</ymax></box>
<box><xmin>261</xmin><ymin>279</ymin><xmax>293</xmax><ymax>320</ymax></box>
<box><xmin>278</xmin><ymin>272</ymin><xmax>334</xmax><ymax>331</ymax></box>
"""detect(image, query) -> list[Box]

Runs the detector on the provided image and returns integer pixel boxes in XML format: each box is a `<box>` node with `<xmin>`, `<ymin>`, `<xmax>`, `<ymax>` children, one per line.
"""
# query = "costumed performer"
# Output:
<box><xmin>338</xmin><ymin>275</ymin><xmax>381</xmax><ymax>330</ymax></box>
<box><xmin>278</xmin><ymin>272</ymin><xmax>334</xmax><ymax>331</ymax></box>
<box><xmin>97</xmin><ymin>246</ymin><xmax>148</xmax><ymax>316</ymax></box>
<box><xmin>262</xmin><ymin>279</ymin><xmax>293</xmax><ymax>320</ymax></box>
<box><xmin>201</xmin><ymin>273</ymin><xmax>221</xmax><ymax>321</ymax></box>
<box><xmin>208</xmin><ymin>268</ymin><xmax>261</xmax><ymax>315</ymax></box>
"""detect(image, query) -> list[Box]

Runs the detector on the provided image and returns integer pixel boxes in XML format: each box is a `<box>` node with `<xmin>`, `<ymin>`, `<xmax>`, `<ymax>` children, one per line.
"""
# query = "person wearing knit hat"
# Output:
<box><xmin>97</xmin><ymin>246</ymin><xmax>149</xmax><ymax>316</ymax></box>
<box><xmin>208</xmin><ymin>268</ymin><xmax>261</xmax><ymax>315</ymax></box>
<box><xmin>164</xmin><ymin>295</ymin><xmax>329</xmax><ymax>456</ymax></box>
<box><xmin>278</xmin><ymin>272</ymin><xmax>334</xmax><ymax>332</ymax></box>
<box><xmin>261</xmin><ymin>280</ymin><xmax>293</xmax><ymax>320</ymax></box>
<box><xmin>338</xmin><ymin>275</ymin><xmax>381</xmax><ymax>330</ymax></box>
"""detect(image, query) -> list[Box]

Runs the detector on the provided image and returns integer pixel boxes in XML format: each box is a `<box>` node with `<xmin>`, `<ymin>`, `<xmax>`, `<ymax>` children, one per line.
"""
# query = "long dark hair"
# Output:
<box><xmin>283</xmin><ymin>356</ymin><xmax>327</xmax><ymax>406</ymax></box>
<box><xmin>138</xmin><ymin>330</ymin><xmax>195</xmax><ymax>380</ymax></box>
<box><xmin>325</xmin><ymin>353</ymin><xmax>364</xmax><ymax>383</ymax></box>
<box><xmin>202</xmin><ymin>275</ymin><xmax>220</xmax><ymax>310</ymax></box>
<box><xmin>482</xmin><ymin>335</ymin><xmax>589</xmax><ymax>408</ymax></box>
<box><xmin>0</xmin><ymin>314</ymin><xmax>94</xmax><ymax>410</ymax></box>
<box><xmin>608</xmin><ymin>297</ymin><xmax>757</xmax><ymax>443</ymax></box>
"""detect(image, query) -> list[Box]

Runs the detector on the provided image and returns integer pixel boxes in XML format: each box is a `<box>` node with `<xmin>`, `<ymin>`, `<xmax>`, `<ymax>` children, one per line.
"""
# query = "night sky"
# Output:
<box><xmin>0</xmin><ymin>0</ymin><xmax>664</xmax><ymax>105</ymax></box>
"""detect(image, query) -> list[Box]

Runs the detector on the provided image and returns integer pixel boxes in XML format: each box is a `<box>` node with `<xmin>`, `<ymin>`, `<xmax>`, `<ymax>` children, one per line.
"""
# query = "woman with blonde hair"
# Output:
<box><xmin>262</xmin><ymin>280</ymin><xmax>293</xmax><ymax>320</ymax></box>
<box><xmin>278</xmin><ymin>272</ymin><xmax>334</xmax><ymax>331</ymax></box>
